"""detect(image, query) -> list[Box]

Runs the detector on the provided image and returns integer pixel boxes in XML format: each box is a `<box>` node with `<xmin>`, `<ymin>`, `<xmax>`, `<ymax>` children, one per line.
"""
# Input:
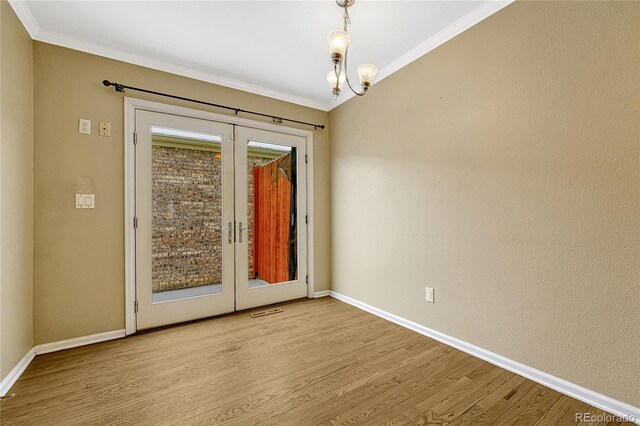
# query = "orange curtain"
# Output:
<box><xmin>253</xmin><ymin>155</ymin><xmax>292</xmax><ymax>283</ymax></box>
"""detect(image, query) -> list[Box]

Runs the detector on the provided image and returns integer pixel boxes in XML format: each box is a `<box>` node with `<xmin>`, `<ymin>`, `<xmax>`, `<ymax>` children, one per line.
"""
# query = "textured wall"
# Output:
<box><xmin>0</xmin><ymin>0</ymin><xmax>34</xmax><ymax>378</ymax></box>
<box><xmin>329</xmin><ymin>1</ymin><xmax>639</xmax><ymax>407</ymax></box>
<box><xmin>33</xmin><ymin>43</ymin><xmax>330</xmax><ymax>345</ymax></box>
<box><xmin>151</xmin><ymin>146</ymin><xmax>223</xmax><ymax>292</ymax></box>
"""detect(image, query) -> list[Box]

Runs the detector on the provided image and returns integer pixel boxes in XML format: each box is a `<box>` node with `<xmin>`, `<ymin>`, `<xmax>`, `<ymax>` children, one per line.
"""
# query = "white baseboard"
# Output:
<box><xmin>313</xmin><ymin>290</ymin><xmax>331</xmax><ymax>298</ymax></box>
<box><xmin>0</xmin><ymin>329</ymin><xmax>125</xmax><ymax>396</ymax></box>
<box><xmin>34</xmin><ymin>329</ymin><xmax>126</xmax><ymax>355</ymax></box>
<box><xmin>328</xmin><ymin>291</ymin><xmax>640</xmax><ymax>424</ymax></box>
<box><xmin>0</xmin><ymin>348</ymin><xmax>36</xmax><ymax>397</ymax></box>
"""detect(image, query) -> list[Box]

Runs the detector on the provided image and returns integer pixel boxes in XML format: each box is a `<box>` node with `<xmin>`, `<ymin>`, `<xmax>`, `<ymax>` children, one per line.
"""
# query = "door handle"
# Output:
<box><xmin>225</xmin><ymin>222</ymin><xmax>233</xmax><ymax>244</ymax></box>
<box><xmin>239</xmin><ymin>222</ymin><xmax>250</xmax><ymax>243</ymax></box>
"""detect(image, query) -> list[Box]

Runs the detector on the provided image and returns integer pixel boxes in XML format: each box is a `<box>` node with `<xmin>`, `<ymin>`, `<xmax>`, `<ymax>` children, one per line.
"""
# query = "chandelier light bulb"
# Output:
<box><xmin>327</xmin><ymin>70</ymin><xmax>346</xmax><ymax>97</ymax></box>
<box><xmin>357</xmin><ymin>63</ymin><xmax>378</xmax><ymax>90</ymax></box>
<box><xmin>327</xmin><ymin>30</ymin><xmax>351</xmax><ymax>63</ymax></box>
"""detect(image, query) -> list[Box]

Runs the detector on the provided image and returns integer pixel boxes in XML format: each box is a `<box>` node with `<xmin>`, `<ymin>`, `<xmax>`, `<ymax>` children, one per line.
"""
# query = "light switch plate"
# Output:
<box><xmin>76</xmin><ymin>194</ymin><xmax>95</xmax><ymax>209</ymax></box>
<box><xmin>99</xmin><ymin>121</ymin><xmax>111</xmax><ymax>137</ymax></box>
<box><xmin>79</xmin><ymin>119</ymin><xmax>91</xmax><ymax>134</ymax></box>
<box><xmin>425</xmin><ymin>287</ymin><xmax>434</xmax><ymax>303</ymax></box>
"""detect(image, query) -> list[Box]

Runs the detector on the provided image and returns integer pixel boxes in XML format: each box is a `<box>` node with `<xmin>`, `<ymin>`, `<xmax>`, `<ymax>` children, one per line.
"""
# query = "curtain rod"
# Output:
<box><xmin>102</xmin><ymin>80</ymin><xmax>325</xmax><ymax>130</ymax></box>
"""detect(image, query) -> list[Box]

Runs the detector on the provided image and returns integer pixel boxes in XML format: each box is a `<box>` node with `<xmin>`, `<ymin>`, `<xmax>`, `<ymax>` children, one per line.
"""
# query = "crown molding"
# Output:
<box><xmin>7</xmin><ymin>0</ymin><xmax>39</xmax><ymax>38</ymax></box>
<box><xmin>327</xmin><ymin>0</ymin><xmax>515</xmax><ymax>111</ymax></box>
<box><xmin>7</xmin><ymin>1</ymin><xmax>330</xmax><ymax>111</ymax></box>
<box><xmin>38</xmin><ymin>28</ymin><xmax>330</xmax><ymax>111</ymax></box>
<box><xmin>9</xmin><ymin>0</ymin><xmax>514</xmax><ymax>113</ymax></box>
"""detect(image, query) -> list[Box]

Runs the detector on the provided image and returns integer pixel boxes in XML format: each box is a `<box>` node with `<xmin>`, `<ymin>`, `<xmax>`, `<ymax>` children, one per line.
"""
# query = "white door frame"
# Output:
<box><xmin>124</xmin><ymin>97</ymin><xmax>316</xmax><ymax>335</ymax></box>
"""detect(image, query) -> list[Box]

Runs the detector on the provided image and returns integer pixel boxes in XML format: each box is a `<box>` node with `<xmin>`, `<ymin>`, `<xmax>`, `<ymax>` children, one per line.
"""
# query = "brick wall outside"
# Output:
<box><xmin>152</xmin><ymin>146</ymin><xmax>223</xmax><ymax>292</ymax></box>
<box><xmin>151</xmin><ymin>145</ymin><xmax>272</xmax><ymax>293</ymax></box>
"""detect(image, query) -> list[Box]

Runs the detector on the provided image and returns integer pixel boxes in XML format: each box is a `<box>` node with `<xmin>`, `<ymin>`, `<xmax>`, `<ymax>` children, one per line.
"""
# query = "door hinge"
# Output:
<box><xmin>305</xmin><ymin>215</ymin><xmax>308</xmax><ymax>224</ymax></box>
<box><xmin>306</xmin><ymin>275</ymin><xmax>309</xmax><ymax>284</ymax></box>
<box><xmin>134</xmin><ymin>300</ymin><xmax>139</xmax><ymax>312</ymax></box>
<box><xmin>133</xmin><ymin>133</ymin><xmax>138</xmax><ymax>145</ymax></box>
<box><xmin>305</xmin><ymin>154</ymin><xmax>308</xmax><ymax>164</ymax></box>
<box><xmin>133</xmin><ymin>216</ymin><xmax>138</xmax><ymax>229</ymax></box>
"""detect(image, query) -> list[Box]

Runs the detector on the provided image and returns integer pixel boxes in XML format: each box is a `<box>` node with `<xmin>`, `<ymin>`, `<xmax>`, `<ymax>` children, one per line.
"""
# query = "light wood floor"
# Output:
<box><xmin>0</xmin><ymin>297</ymin><xmax>630</xmax><ymax>425</ymax></box>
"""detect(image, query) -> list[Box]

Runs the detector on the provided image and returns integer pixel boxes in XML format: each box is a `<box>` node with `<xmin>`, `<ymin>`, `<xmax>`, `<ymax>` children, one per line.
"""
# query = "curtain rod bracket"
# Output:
<box><xmin>103</xmin><ymin>80</ymin><xmax>124</xmax><ymax>93</ymax></box>
<box><xmin>101</xmin><ymin>79</ymin><xmax>325</xmax><ymax>130</ymax></box>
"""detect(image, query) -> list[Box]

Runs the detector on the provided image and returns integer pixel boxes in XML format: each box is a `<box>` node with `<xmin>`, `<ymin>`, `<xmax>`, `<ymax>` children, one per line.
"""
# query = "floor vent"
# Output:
<box><xmin>250</xmin><ymin>308</ymin><xmax>283</xmax><ymax>318</ymax></box>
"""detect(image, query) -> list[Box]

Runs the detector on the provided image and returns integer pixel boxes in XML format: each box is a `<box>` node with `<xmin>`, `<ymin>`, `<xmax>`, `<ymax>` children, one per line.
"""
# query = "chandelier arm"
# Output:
<box><xmin>343</xmin><ymin>46</ymin><xmax>366</xmax><ymax>97</ymax></box>
<box><xmin>333</xmin><ymin>62</ymin><xmax>340</xmax><ymax>93</ymax></box>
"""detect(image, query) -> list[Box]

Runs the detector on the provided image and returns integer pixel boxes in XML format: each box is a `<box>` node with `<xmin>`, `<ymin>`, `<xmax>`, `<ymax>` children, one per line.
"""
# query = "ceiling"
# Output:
<box><xmin>10</xmin><ymin>1</ymin><xmax>512</xmax><ymax>111</ymax></box>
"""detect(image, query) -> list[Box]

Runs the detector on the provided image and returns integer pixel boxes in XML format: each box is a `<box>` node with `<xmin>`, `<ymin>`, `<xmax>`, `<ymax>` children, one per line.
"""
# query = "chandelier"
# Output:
<box><xmin>327</xmin><ymin>0</ymin><xmax>378</xmax><ymax>98</ymax></box>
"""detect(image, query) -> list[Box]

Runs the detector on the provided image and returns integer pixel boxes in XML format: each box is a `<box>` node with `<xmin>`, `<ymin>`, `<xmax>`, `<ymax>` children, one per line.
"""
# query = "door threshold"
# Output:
<box><xmin>135</xmin><ymin>297</ymin><xmax>310</xmax><ymax>334</ymax></box>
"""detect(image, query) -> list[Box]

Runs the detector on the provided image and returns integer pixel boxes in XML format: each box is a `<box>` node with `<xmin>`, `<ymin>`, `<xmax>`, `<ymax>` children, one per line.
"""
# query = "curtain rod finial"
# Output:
<box><xmin>103</xmin><ymin>80</ymin><xmax>125</xmax><ymax>93</ymax></box>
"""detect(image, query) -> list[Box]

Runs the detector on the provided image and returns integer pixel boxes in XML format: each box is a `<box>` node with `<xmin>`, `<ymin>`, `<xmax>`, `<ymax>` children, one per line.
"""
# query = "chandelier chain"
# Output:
<box><xmin>341</xmin><ymin>6</ymin><xmax>365</xmax><ymax>97</ymax></box>
<box><xmin>343</xmin><ymin>7</ymin><xmax>350</xmax><ymax>31</ymax></box>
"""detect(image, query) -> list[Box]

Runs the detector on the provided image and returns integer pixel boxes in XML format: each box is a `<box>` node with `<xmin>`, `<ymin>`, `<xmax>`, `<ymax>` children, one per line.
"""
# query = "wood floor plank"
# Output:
<box><xmin>533</xmin><ymin>395</ymin><xmax>579</xmax><ymax>426</ymax></box>
<box><xmin>259</xmin><ymin>351</ymin><xmax>464</xmax><ymax>426</ymax></box>
<box><xmin>298</xmin><ymin>353</ymin><xmax>483</xmax><ymax>425</ymax></box>
<box><xmin>491</xmin><ymin>383</ymin><xmax>565</xmax><ymax>425</ymax></box>
<box><xmin>236</xmin><ymin>339</ymin><xmax>455</xmax><ymax>425</ymax></box>
<box><xmin>551</xmin><ymin>397</ymin><xmax>590</xmax><ymax>425</ymax></box>
<box><xmin>458</xmin><ymin>380</ymin><xmax>538</xmax><ymax>426</ymax></box>
<box><xmin>0</xmin><ymin>298</ymin><xmax>627</xmax><ymax>425</ymax></box>
<box><xmin>119</xmin><ymin>320</ymin><xmax>426</xmax><ymax>425</ymax></box>
<box><xmin>240</xmin><ymin>340</ymin><xmax>448</xmax><ymax>426</ymax></box>
<box><xmin>104</xmin><ymin>318</ymin><xmax>420</xmax><ymax>425</ymax></box>
<box><xmin>7</xmin><ymin>303</ymin><xmax>379</xmax><ymax>423</ymax></box>
<box><xmin>429</xmin><ymin>369</ymin><xmax>514</xmax><ymax>423</ymax></box>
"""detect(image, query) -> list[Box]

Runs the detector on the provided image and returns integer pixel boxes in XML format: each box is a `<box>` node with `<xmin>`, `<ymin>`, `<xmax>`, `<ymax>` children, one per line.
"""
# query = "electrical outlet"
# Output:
<box><xmin>79</xmin><ymin>119</ymin><xmax>91</xmax><ymax>134</ymax></box>
<box><xmin>425</xmin><ymin>287</ymin><xmax>434</xmax><ymax>303</ymax></box>
<box><xmin>99</xmin><ymin>121</ymin><xmax>111</xmax><ymax>137</ymax></box>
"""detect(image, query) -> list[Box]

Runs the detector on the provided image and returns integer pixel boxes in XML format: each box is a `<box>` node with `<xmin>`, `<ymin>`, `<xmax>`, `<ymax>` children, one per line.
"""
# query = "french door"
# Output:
<box><xmin>234</xmin><ymin>127</ymin><xmax>308</xmax><ymax>311</ymax></box>
<box><xmin>134</xmin><ymin>110</ymin><xmax>307</xmax><ymax>330</ymax></box>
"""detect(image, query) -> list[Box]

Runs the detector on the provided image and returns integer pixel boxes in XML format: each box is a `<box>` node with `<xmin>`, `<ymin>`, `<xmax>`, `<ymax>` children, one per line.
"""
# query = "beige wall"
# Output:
<box><xmin>33</xmin><ymin>43</ymin><xmax>330</xmax><ymax>344</ymax></box>
<box><xmin>329</xmin><ymin>1</ymin><xmax>639</xmax><ymax>407</ymax></box>
<box><xmin>0</xmin><ymin>0</ymin><xmax>34</xmax><ymax>378</ymax></box>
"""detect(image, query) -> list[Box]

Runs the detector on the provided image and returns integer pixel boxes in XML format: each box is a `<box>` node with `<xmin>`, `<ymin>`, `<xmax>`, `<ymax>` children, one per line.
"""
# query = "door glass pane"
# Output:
<box><xmin>247</xmin><ymin>141</ymin><xmax>298</xmax><ymax>288</ymax></box>
<box><xmin>151</xmin><ymin>126</ymin><xmax>224</xmax><ymax>303</ymax></box>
